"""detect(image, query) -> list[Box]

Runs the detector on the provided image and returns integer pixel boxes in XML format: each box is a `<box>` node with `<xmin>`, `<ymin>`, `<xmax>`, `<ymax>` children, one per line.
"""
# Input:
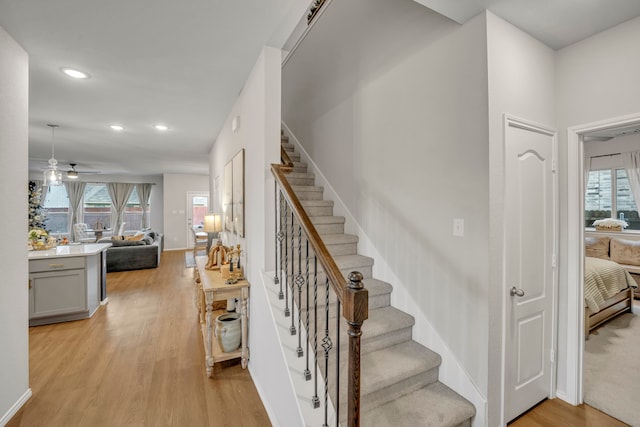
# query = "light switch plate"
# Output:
<box><xmin>453</xmin><ymin>218</ymin><xmax>464</xmax><ymax>237</ymax></box>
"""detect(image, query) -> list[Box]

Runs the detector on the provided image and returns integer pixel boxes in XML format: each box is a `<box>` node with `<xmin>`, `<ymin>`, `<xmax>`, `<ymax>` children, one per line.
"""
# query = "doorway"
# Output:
<box><xmin>186</xmin><ymin>191</ymin><xmax>209</xmax><ymax>250</ymax></box>
<box><xmin>566</xmin><ymin>113</ymin><xmax>640</xmax><ymax>405</ymax></box>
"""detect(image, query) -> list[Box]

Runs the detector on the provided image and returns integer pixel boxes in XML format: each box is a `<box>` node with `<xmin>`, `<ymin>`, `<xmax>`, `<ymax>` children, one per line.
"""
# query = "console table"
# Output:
<box><xmin>194</xmin><ymin>255</ymin><xmax>249</xmax><ymax>377</ymax></box>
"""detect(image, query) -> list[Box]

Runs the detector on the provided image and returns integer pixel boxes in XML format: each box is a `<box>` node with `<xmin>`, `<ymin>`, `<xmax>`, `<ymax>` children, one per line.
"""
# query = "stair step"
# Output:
<box><xmin>282</xmin><ymin>141</ymin><xmax>295</xmax><ymax>151</ymax></box>
<box><xmin>291</xmin><ymin>185</ymin><xmax>323</xmax><ymax>200</ymax></box>
<box><xmin>286</xmin><ymin>215</ymin><xmax>345</xmax><ymax>235</ymax></box>
<box><xmin>302</xmin><ymin>305</ymin><xmax>414</xmax><ymax>358</ymax></box>
<box><xmin>287</xmin><ymin>151</ymin><xmax>301</xmax><ymax>161</ymax></box>
<box><xmin>311</xmin><ymin>215</ymin><xmax>345</xmax><ymax>235</ymax></box>
<box><xmin>300</xmin><ymin>200</ymin><xmax>334</xmax><ymax>217</ymax></box>
<box><xmin>284</xmin><ymin>172</ymin><xmax>315</xmax><ymax>186</ymax></box>
<box><xmin>281</xmin><ymin>134</ymin><xmax>289</xmax><ymax>142</ymax></box>
<box><xmin>292</xmin><ymin>162</ymin><xmax>308</xmax><ymax>173</ymax></box>
<box><xmin>332</xmin><ymin>340</ymin><xmax>442</xmax><ymax>421</ymax></box>
<box><xmin>361</xmin><ymin>382</ymin><xmax>476</xmax><ymax>427</ymax></box>
<box><xmin>290</xmin><ymin>253</ymin><xmax>374</xmax><ymax>279</ymax></box>
<box><xmin>287</xmin><ymin>233</ymin><xmax>358</xmax><ymax>256</ymax></box>
<box><xmin>279</xmin><ymin>277</ymin><xmax>392</xmax><ymax>313</ymax></box>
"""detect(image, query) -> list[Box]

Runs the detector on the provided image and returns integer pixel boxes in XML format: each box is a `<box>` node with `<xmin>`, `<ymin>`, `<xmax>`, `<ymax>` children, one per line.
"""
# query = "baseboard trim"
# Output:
<box><xmin>100</xmin><ymin>297</ymin><xmax>109</xmax><ymax>306</ymax></box>
<box><xmin>0</xmin><ymin>388</ymin><xmax>32</xmax><ymax>427</ymax></box>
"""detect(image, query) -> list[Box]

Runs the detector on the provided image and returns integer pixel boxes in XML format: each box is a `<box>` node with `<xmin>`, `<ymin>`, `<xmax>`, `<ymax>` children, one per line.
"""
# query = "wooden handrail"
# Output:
<box><xmin>281</xmin><ymin>146</ymin><xmax>294</xmax><ymax>170</ymax></box>
<box><xmin>271</xmin><ymin>161</ymin><xmax>368</xmax><ymax>427</ymax></box>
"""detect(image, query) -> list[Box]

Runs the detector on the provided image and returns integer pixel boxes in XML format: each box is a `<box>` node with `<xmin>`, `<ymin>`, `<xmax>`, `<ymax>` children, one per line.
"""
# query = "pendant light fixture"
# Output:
<box><xmin>43</xmin><ymin>124</ymin><xmax>62</xmax><ymax>186</ymax></box>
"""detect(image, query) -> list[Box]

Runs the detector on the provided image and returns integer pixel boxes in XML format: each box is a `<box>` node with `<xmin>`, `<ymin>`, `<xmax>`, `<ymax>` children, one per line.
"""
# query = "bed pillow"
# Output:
<box><xmin>585</xmin><ymin>236</ymin><xmax>610</xmax><ymax>259</ymax></box>
<box><xmin>610</xmin><ymin>238</ymin><xmax>640</xmax><ymax>266</ymax></box>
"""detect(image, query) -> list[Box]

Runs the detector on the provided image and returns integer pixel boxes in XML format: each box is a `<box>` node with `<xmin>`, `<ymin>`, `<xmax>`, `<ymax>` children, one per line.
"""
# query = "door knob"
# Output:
<box><xmin>510</xmin><ymin>286</ymin><xmax>525</xmax><ymax>297</ymax></box>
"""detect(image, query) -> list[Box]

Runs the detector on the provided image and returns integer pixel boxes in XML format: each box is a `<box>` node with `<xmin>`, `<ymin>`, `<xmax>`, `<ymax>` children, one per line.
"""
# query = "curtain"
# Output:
<box><xmin>107</xmin><ymin>183</ymin><xmax>134</xmax><ymax>235</ymax></box>
<box><xmin>34</xmin><ymin>179</ymin><xmax>49</xmax><ymax>205</ymax></box>
<box><xmin>65</xmin><ymin>181</ymin><xmax>86</xmax><ymax>241</ymax></box>
<box><xmin>622</xmin><ymin>152</ymin><xmax>640</xmax><ymax>212</ymax></box>
<box><xmin>136</xmin><ymin>183</ymin><xmax>153</xmax><ymax>229</ymax></box>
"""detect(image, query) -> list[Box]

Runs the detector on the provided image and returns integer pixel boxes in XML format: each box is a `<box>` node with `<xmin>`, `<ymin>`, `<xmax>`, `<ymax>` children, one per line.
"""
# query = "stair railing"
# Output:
<box><xmin>272</xmin><ymin>158</ymin><xmax>368</xmax><ymax>427</ymax></box>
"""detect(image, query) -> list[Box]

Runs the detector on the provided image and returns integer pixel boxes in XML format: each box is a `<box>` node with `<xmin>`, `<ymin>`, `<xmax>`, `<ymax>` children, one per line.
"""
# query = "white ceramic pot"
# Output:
<box><xmin>215</xmin><ymin>312</ymin><xmax>241</xmax><ymax>352</ymax></box>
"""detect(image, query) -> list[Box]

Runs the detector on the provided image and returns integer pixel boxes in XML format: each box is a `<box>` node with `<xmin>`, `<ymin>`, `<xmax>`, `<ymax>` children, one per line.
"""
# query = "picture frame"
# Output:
<box><xmin>223</xmin><ymin>161</ymin><xmax>233</xmax><ymax>232</ymax></box>
<box><xmin>232</xmin><ymin>149</ymin><xmax>245</xmax><ymax>237</ymax></box>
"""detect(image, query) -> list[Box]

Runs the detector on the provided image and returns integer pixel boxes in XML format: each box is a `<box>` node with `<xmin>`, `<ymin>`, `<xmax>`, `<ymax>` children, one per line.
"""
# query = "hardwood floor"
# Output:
<box><xmin>7</xmin><ymin>250</ymin><xmax>270</xmax><ymax>427</ymax></box>
<box><xmin>509</xmin><ymin>398</ymin><xmax>629</xmax><ymax>427</ymax></box>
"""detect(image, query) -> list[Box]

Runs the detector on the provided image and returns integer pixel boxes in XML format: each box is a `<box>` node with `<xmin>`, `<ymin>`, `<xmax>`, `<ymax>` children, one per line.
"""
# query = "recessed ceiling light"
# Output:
<box><xmin>154</xmin><ymin>124</ymin><xmax>169</xmax><ymax>131</ymax></box>
<box><xmin>110</xmin><ymin>124</ymin><xmax>124</xmax><ymax>131</ymax></box>
<box><xmin>61</xmin><ymin>68</ymin><xmax>90</xmax><ymax>79</ymax></box>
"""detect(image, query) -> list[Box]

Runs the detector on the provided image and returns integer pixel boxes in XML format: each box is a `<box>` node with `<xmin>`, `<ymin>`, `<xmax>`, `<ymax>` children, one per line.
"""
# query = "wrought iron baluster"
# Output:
<box><xmin>284</xmin><ymin>202</ymin><xmax>290</xmax><ymax>316</ymax></box>
<box><xmin>274</xmin><ymin>182</ymin><xmax>280</xmax><ymax>286</ymax></box>
<box><xmin>277</xmin><ymin>192</ymin><xmax>285</xmax><ymax>299</ymax></box>
<box><xmin>322</xmin><ymin>277</ymin><xmax>332</xmax><ymax>427</ymax></box>
<box><xmin>304</xmin><ymin>239</ymin><xmax>311</xmax><ymax>380</ymax></box>
<box><xmin>290</xmin><ymin>211</ymin><xmax>296</xmax><ymax>334</ymax></box>
<box><xmin>296</xmin><ymin>224</ymin><xmax>303</xmax><ymax>355</ymax></box>
<box><xmin>335</xmin><ymin>300</ymin><xmax>341</xmax><ymax>427</ymax></box>
<box><xmin>312</xmin><ymin>255</ymin><xmax>320</xmax><ymax>408</ymax></box>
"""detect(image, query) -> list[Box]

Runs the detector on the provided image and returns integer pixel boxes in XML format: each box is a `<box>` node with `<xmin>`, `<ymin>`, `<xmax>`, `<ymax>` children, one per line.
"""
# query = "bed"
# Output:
<box><xmin>584</xmin><ymin>256</ymin><xmax>637</xmax><ymax>339</ymax></box>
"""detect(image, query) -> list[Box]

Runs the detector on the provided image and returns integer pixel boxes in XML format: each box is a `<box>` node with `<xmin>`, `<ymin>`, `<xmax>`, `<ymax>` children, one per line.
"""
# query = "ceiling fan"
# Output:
<box><xmin>66</xmin><ymin>162</ymin><xmax>100</xmax><ymax>179</ymax></box>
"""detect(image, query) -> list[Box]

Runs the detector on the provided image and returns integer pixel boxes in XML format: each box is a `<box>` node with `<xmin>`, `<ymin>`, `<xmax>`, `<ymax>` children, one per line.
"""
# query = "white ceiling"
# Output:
<box><xmin>1</xmin><ymin>0</ymin><xmax>639</xmax><ymax>178</ymax></box>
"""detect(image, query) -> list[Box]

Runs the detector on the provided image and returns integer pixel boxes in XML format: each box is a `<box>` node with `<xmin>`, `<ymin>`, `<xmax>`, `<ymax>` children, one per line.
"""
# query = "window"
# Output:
<box><xmin>83</xmin><ymin>183</ymin><xmax>112</xmax><ymax>229</ymax></box>
<box><xmin>585</xmin><ymin>168</ymin><xmax>639</xmax><ymax>230</ymax></box>
<box><xmin>43</xmin><ymin>185</ymin><xmax>70</xmax><ymax>234</ymax></box>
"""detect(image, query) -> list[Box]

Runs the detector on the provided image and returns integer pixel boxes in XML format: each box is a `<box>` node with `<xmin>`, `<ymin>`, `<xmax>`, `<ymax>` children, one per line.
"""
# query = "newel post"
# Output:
<box><xmin>344</xmin><ymin>271</ymin><xmax>368</xmax><ymax>427</ymax></box>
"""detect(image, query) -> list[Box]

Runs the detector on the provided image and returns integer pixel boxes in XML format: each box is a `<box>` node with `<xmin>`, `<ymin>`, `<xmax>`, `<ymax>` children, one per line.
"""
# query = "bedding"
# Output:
<box><xmin>584</xmin><ymin>256</ymin><xmax>637</xmax><ymax>312</ymax></box>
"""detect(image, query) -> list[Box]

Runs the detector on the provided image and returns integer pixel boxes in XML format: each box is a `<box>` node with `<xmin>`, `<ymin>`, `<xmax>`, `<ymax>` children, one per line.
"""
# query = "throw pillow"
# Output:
<box><xmin>125</xmin><ymin>234</ymin><xmax>144</xmax><ymax>241</ymax></box>
<box><xmin>585</xmin><ymin>236</ymin><xmax>610</xmax><ymax>259</ymax></box>
<box><xmin>610</xmin><ymin>238</ymin><xmax>640</xmax><ymax>266</ymax></box>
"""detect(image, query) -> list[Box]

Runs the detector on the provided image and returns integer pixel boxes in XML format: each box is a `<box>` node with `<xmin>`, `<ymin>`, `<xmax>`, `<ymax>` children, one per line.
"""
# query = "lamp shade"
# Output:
<box><xmin>204</xmin><ymin>213</ymin><xmax>222</xmax><ymax>232</ymax></box>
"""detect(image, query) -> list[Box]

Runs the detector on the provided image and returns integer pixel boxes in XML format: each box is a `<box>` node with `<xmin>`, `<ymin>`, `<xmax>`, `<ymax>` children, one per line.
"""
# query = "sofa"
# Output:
<box><xmin>99</xmin><ymin>230</ymin><xmax>163</xmax><ymax>272</ymax></box>
<box><xmin>585</xmin><ymin>235</ymin><xmax>640</xmax><ymax>298</ymax></box>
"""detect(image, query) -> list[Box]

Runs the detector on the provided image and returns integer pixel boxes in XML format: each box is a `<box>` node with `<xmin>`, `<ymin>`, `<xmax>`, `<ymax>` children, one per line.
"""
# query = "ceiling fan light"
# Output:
<box><xmin>67</xmin><ymin>170</ymin><xmax>79</xmax><ymax>179</ymax></box>
<box><xmin>61</xmin><ymin>68</ymin><xmax>90</xmax><ymax>79</ymax></box>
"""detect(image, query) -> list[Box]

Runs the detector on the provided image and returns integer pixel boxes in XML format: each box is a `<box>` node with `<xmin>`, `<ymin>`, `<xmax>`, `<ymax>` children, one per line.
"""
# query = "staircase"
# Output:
<box><xmin>274</xmin><ymin>133</ymin><xmax>476</xmax><ymax>426</ymax></box>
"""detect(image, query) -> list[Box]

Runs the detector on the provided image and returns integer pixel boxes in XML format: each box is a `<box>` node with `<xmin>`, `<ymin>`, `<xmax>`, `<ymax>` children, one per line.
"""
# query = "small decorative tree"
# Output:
<box><xmin>28</xmin><ymin>181</ymin><xmax>47</xmax><ymax>231</ymax></box>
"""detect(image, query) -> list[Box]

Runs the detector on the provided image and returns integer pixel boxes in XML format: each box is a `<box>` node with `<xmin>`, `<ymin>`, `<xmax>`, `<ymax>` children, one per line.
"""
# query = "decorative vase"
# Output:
<box><xmin>214</xmin><ymin>312</ymin><xmax>241</xmax><ymax>352</ymax></box>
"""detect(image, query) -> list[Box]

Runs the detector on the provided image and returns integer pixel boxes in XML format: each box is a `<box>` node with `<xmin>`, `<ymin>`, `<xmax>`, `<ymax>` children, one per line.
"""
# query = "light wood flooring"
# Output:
<box><xmin>509</xmin><ymin>398</ymin><xmax>628</xmax><ymax>427</ymax></box>
<box><xmin>7</xmin><ymin>250</ymin><xmax>270</xmax><ymax>427</ymax></box>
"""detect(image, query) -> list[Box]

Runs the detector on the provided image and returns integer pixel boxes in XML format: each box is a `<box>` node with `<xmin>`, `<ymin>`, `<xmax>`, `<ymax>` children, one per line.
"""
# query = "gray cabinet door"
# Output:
<box><xmin>29</xmin><ymin>269</ymin><xmax>86</xmax><ymax>319</ymax></box>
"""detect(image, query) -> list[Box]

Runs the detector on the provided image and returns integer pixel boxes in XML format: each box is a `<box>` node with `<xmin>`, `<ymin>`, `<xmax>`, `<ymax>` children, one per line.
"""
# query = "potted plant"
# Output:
<box><xmin>592</xmin><ymin>218</ymin><xmax>628</xmax><ymax>232</ymax></box>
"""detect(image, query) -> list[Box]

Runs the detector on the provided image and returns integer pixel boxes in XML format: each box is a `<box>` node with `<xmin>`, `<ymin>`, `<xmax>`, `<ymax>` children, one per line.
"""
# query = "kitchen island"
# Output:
<box><xmin>28</xmin><ymin>243</ymin><xmax>111</xmax><ymax>326</ymax></box>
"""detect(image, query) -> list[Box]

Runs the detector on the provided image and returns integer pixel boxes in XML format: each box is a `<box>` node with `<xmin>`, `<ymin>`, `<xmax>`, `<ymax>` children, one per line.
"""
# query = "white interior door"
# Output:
<box><xmin>504</xmin><ymin>117</ymin><xmax>557</xmax><ymax>422</ymax></box>
<box><xmin>186</xmin><ymin>192</ymin><xmax>208</xmax><ymax>249</ymax></box>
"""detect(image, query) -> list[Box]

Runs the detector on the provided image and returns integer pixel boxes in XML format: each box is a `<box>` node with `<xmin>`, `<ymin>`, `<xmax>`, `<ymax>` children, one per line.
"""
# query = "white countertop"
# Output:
<box><xmin>28</xmin><ymin>243</ymin><xmax>112</xmax><ymax>259</ymax></box>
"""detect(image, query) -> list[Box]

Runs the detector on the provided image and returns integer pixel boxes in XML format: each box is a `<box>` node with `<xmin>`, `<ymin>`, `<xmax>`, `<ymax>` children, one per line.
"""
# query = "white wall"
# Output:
<box><xmin>283</xmin><ymin>0</ymin><xmax>490</xmax><ymax>414</ymax></box>
<box><xmin>209</xmin><ymin>46</ymin><xmax>299</xmax><ymax>426</ymax></box>
<box><xmin>162</xmin><ymin>173</ymin><xmax>208</xmax><ymax>250</ymax></box>
<box><xmin>0</xmin><ymin>24</ymin><xmax>31</xmax><ymax>425</ymax></box>
<box><xmin>485</xmin><ymin>11</ymin><xmax>556</xmax><ymax>426</ymax></box>
<box><xmin>555</xmin><ymin>15</ymin><xmax>640</xmax><ymax>399</ymax></box>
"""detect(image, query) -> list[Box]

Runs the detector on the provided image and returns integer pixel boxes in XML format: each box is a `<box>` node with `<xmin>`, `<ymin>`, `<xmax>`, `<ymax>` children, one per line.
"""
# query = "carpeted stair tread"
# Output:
<box><xmin>331</xmin><ymin>340</ymin><xmax>442</xmax><ymax>417</ymax></box>
<box><xmin>292</xmin><ymin>162</ymin><xmax>308</xmax><ymax>173</ymax></box>
<box><xmin>361</xmin><ymin>381</ymin><xmax>476</xmax><ymax>427</ymax></box>
<box><xmin>362</xmin><ymin>340</ymin><xmax>440</xmax><ymax>390</ymax></box>
<box><xmin>285</xmin><ymin>172</ymin><xmax>315</xmax><ymax>180</ymax></box>
<box><xmin>291</xmin><ymin>185</ymin><xmax>323</xmax><ymax>200</ymax></box>
<box><xmin>309</xmin><ymin>215</ymin><xmax>345</xmax><ymax>225</ymax></box>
